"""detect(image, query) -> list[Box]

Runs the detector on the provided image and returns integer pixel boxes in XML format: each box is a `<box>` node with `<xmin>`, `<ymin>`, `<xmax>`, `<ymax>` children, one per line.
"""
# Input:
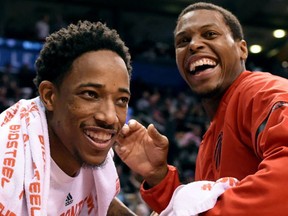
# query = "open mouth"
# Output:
<box><xmin>84</xmin><ymin>129</ymin><xmax>115</xmax><ymax>150</ymax></box>
<box><xmin>189</xmin><ymin>58</ymin><xmax>217</xmax><ymax>75</ymax></box>
<box><xmin>84</xmin><ymin>130</ymin><xmax>112</xmax><ymax>142</ymax></box>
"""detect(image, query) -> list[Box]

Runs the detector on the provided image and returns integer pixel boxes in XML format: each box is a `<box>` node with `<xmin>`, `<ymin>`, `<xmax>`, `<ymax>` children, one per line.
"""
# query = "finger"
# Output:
<box><xmin>114</xmin><ymin>143</ymin><xmax>123</xmax><ymax>157</ymax></box>
<box><xmin>147</xmin><ymin>124</ymin><xmax>168</xmax><ymax>148</ymax></box>
<box><xmin>128</xmin><ymin>119</ymin><xmax>137</xmax><ymax>125</ymax></box>
<box><xmin>120</xmin><ymin>124</ymin><xmax>130</xmax><ymax>136</ymax></box>
<box><xmin>116</xmin><ymin>134</ymin><xmax>125</xmax><ymax>145</ymax></box>
<box><xmin>114</xmin><ymin>141</ymin><xmax>126</xmax><ymax>155</ymax></box>
<box><xmin>127</xmin><ymin>119</ymin><xmax>144</xmax><ymax>132</ymax></box>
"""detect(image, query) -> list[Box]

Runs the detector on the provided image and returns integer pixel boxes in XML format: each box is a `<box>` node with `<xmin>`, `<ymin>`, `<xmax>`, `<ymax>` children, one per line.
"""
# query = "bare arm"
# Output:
<box><xmin>107</xmin><ymin>197</ymin><xmax>136</xmax><ymax>216</ymax></box>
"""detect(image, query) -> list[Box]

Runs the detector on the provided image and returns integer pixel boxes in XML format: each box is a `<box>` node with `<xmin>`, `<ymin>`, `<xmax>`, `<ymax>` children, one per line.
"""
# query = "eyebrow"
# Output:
<box><xmin>175</xmin><ymin>31</ymin><xmax>186</xmax><ymax>37</ymax></box>
<box><xmin>176</xmin><ymin>23</ymin><xmax>218</xmax><ymax>37</ymax></box>
<box><xmin>78</xmin><ymin>83</ymin><xmax>131</xmax><ymax>95</ymax></box>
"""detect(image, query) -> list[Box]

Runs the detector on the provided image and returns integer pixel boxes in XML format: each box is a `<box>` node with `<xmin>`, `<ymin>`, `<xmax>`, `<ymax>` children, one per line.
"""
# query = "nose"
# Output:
<box><xmin>95</xmin><ymin>100</ymin><xmax>118</xmax><ymax>126</ymax></box>
<box><xmin>189</xmin><ymin>37</ymin><xmax>204</xmax><ymax>53</ymax></box>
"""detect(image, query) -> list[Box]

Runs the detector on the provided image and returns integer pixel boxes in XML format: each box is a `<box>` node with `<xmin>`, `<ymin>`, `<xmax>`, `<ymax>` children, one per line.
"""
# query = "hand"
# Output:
<box><xmin>115</xmin><ymin>119</ymin><xmax>169</xmax><ymax>187</ymax></box>
<box><xmin>107</xmin><ymin>197</ymin><xmax>137</xmax><ymax>216</ymax></box>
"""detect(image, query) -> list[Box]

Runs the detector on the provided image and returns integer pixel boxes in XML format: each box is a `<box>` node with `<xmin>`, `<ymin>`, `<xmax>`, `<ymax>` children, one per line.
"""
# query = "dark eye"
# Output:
<box><xmin>203</xmin><ymin>31</ymin><xmax>218</xmax><ymax>39</ymax></box>
<box><xmin>82</xmin><ymin>90</ymin><xmax>99</xmax><ymax>99</ymax></box>
<box><xmin>175</xmin><ymin>37</ymin><xmax>190</xmax><ymax>47</ymax></box>
<box><xmin>117</xmin><ymin>97</ymin><xmax>130</xmax><ymax>107</ymax></box>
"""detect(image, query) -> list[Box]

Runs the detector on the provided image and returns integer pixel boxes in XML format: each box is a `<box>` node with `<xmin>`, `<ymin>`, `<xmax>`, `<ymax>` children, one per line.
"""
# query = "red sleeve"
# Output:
<box><xmin>140</xmin><ymin>165</ymin><xmax>181</xmax><ymax>213</ymax></box>
<box><xmin>201</xmin><ymin>103</ymin><xmax>288</xmax><ymax>216</ymax></box>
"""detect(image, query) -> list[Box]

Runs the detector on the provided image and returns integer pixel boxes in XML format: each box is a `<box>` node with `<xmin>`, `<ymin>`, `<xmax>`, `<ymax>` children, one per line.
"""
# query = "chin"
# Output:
<box><xmin>192</xmin><ymin>85</ymin><xmax>222</xmax><ymax>99</ymax></box>
<box><xmin>82</xmin><ymin>157</ymin><xmax>108</xmax><ymax>169</ymax></box>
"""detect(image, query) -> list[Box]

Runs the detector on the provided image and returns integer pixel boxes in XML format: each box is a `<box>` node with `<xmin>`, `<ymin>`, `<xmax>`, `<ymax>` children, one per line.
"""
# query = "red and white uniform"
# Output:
<box><xmin>141</xmin><ymin>71</ymin><xmax>288</xmax><ymax>215</ymax></box>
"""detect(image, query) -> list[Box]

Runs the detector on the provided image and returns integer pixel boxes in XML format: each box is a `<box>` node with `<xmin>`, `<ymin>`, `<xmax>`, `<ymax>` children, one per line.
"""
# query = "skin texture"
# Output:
<box><xmin>40</xmin><ymin>50</ymin><xmax>136</xmax><ymax>214</ymax></box>
<box><xmin>116</xmin><ymin>120</ymin><xmax>169</xmax><ymax>187</ymax></box>
<box><xmin>39</xmin><ymin>50</ymin><xmax>131</xmax><ymax>177</ymax></box>
<box><xmin>31</xmin><ymin>20</ymin><xmax>136</xmax><ymax>214</ymax></box>
<box><xmin>115</xmin><ymin>9</ymin><xmax>248</xmax><ymax>187</ymax></box>
<box><xmin>175</xmin><ymin>10</ymin><xmax>247</xmax><ymax>118</ymax></box>
<box><xmin>107</xmin><ymin>197</ymin><xmax>137</xmax><ymax>216</ymax></box>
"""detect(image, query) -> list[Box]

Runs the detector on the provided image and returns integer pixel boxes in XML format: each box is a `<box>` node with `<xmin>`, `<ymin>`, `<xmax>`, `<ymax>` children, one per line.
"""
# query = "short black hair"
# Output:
<box><xmin>34</xmin><ymin>20</ymin><xmax>132</xmax><ymax>88</ymax></box>
<box><xmin>175</xmin><ymin>2</ymin><xmax>244</xmax><ymax>41</ymax></box>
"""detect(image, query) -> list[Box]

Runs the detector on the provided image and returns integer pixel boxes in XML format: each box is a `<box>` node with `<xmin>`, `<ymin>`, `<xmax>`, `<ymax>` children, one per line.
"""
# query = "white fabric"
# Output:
<box><xmin>160</xmin><ymin>177</ymin><xmax>239</xmax><ymax>216</ymax></box>
<box><xmin>48</xmin><ymin>158</ymin><xmax>96</xmax><ymax>215</ymax></box>
<box><xmin>0</xmin><ymin>97</ymin><xmax>119</xmax><ymax>215</ymax></box>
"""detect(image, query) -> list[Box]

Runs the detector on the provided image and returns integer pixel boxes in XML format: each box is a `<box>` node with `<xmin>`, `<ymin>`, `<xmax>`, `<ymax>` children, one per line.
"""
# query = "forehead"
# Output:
<box><xmin>176</xmin><ymin>9</ymin><xmax>227</xmax><ymax>32</ymax></box>
<box><xmin>74</xmin><ymin>50</ymin><xmax>125</xmax><ymax>71</ymax></box>
<box><xmin>64</xmin><ymin>50</ymin><xmax>130</xmax><ymax>89</ymax></box>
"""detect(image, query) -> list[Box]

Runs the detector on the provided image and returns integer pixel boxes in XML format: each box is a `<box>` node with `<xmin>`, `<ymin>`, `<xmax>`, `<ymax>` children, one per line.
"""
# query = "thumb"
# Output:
<box><xmin>147</xmin><ymin>124</ymin><xmax>168</xmax><ymax>148</ymax></box>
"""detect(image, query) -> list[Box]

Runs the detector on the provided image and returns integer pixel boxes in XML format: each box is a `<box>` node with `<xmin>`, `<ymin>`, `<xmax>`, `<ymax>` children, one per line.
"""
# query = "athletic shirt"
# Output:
<box><xmin>48</xmin><ymin>158</ymin><xmax>98</xmax><ymax>215</ymax></box>
<box><xmin>141</xmin><ymin>71</ymin><xmax>288</xmax><ymax>215</ymax></box>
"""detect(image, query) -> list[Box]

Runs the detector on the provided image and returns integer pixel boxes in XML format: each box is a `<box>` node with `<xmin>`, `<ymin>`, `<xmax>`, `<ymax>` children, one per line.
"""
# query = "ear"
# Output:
<box><xmin>239</xmin><ymin>39</ymin><xmax>248</xmax><ymax>61</ymax></box>
<box><xmin>38</xmin><ymin>81</ymin><xmax>57</xmax><ymax>111</ymax></box>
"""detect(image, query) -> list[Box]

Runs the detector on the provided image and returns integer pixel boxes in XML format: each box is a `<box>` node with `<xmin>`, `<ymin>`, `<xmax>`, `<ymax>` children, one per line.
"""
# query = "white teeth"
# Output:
<box><xmin>85</xmin><ymin>130</ymin><xmax>112</xmax><ymax>141</ymax></box>
<box><xmin>189</xmin><ymin>58</ymin><xmax>216</xmax><ymax>72</ymax></box>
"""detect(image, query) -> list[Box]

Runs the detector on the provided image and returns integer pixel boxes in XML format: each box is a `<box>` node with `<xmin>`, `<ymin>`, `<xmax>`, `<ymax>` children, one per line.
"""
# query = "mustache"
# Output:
<box><xmin>80</xmin><ymin>121</ymin><xmax>117</xmax><ymax>131</ymax></box>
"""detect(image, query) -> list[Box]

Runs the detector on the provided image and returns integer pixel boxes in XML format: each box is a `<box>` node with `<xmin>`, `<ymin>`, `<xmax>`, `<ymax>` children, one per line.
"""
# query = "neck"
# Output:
<box><xmin>201</xmin><ymin>97</ymin><xmax>221</xmax><ymax>120</ymax></box>
<box><xmin>48</xmin><ymin>123</ymin><xmax>82</xmax><ymax>177</ymax></box>
<box><xmin>50</xmin><ymin>146</ymin><xmax>82</xmax><ymax>177</ymax></box>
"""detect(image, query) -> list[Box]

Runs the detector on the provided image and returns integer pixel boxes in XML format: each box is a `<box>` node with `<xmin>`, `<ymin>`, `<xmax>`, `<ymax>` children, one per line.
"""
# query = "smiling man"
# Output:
<box><xmin>115</xmin><ymin>2</ymin><xmax>288</xmax><ymax>216</ymax></box>
<box><xmin>174</xmin><ymin>8</ymin><xmax>247</xmax><ymax>103</ymax></box>
<box><xmin>0</xmin><ymin>20</ymin><xmax>136</xmax><ymax>215</ymax></box>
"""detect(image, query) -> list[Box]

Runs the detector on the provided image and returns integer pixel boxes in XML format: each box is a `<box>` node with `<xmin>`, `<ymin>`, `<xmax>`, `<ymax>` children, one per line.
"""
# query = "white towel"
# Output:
<box><xmin>160</xmin><ymin>177</ymin><xmax>239</xmax><ymax>216</ymax></box>
<box><xmin>93</xmin><ymin>149</ymin><xmax>120</xmax><ymax>215</ymax></box>
<box><xmin>0</xmin><ymin>97</ymin><xmax>119</xmax><ymax>215</ymax></box>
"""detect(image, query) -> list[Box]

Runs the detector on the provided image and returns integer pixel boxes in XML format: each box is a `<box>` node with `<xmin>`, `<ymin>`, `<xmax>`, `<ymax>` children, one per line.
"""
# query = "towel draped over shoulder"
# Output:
<box><xmin>0</xmin><ymin>97</ymin><xmax>119</xmax><ymax>216</ymax></box>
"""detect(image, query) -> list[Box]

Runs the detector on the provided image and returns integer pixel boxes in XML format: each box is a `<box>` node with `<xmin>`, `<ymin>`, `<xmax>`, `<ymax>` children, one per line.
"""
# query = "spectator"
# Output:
<box><xmin>35</xmin><ymin>14</ymin><xmax>50</xmax><ymax>41</ymax></box>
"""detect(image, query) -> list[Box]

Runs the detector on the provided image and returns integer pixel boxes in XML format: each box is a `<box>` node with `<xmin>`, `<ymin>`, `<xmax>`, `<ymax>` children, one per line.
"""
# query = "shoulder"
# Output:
<box><xmin>234</xmin><ymin>71</ymin><xmax>288</xmax><ymax>102</ymax></box>
<box><xmin>239</xmin><ymin>71</ymin><xmax>288</xmax><ymax>91</ymax></box>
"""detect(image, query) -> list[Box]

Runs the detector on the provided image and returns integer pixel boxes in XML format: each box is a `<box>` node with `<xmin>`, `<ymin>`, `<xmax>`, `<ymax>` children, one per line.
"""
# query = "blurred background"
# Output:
<box><xmin>0</xmin><ymin>0</ymin><xmax>287</xmax><ymax>214</ymax></box>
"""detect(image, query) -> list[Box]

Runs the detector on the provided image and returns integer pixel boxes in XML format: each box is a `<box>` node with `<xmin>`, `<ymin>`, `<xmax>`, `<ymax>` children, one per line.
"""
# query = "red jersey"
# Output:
<box><xmin>141</xmin><ymin>71</ymin><xmax>288</xmax><ymax>215</ymax></box>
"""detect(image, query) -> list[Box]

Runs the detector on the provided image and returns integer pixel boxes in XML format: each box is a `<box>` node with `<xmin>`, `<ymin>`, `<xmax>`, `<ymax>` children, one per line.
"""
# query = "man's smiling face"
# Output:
<box><xmin>174</xmin><ymin>9</ymin><xmax>247</xmax><ymax>98</ymax></box>
<box><xmin>43</xmin><ymin>50</ymin><xmax>130</xmax><ymax>173</ymax></box>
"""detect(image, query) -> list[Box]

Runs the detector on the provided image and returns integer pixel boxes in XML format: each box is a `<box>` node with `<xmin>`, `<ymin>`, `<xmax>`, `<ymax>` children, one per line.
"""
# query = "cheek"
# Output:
<box><xmin>58</xmin><ymin>103</ymin><xmax>90</xmax><ymax>127</ymax></box>
<box><xmin>176</xmin><ymin>49</ymin><xmax>186</xmax><ymax>73</ymax></box>
<box><xmin>67</xmin><ymin>99</ymin><xmax>94</xmax><ymax>116</ymax></box>
<box><xmin>175</xmin><ymin>50</ymin><xmax>182</xmax><ymax>65</ymax></box>
<box><xmin>64</xmin><ymin>107</ymin><xmax>82</xmax><ymax>122</ymax></box>
<box><xmin>117</xmin><ymin>108</ymin><xmax>128</xmax><ymax>125</ymax></box>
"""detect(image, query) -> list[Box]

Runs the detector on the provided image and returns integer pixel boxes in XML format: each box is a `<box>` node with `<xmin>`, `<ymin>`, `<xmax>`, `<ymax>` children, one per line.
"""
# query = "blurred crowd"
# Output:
<box><xmin>0</xmin><ymin>63</ymin><xmax>36</xmax><ymax>111</ymax></box>
<box><xmin>0</xmin><ymin>3</ymin><xmax>286</xmax><ymax>214</ymax></box>
<box><xmin>4</xmin><ymin>12</ymin><xmax>287</xmax><ymax>216</ymax></box>
<box><xmin>114</xmin><ymin>79</ymin><xmax>209</xmax><ymax>214</ymax></box>
<box><xmin>0</xmin><ymin>60</ymin><xmax>209</xmax><ymax>215</ymax></box>
<box><xmin>1</xmin><ymin>15</ymin><xmax>286</xmax><ymax>212</ymax></box>
<box><xmin>1</xmin><ymin>14</ymin><xmax>207</xmax><ymax>213</ymax></box>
